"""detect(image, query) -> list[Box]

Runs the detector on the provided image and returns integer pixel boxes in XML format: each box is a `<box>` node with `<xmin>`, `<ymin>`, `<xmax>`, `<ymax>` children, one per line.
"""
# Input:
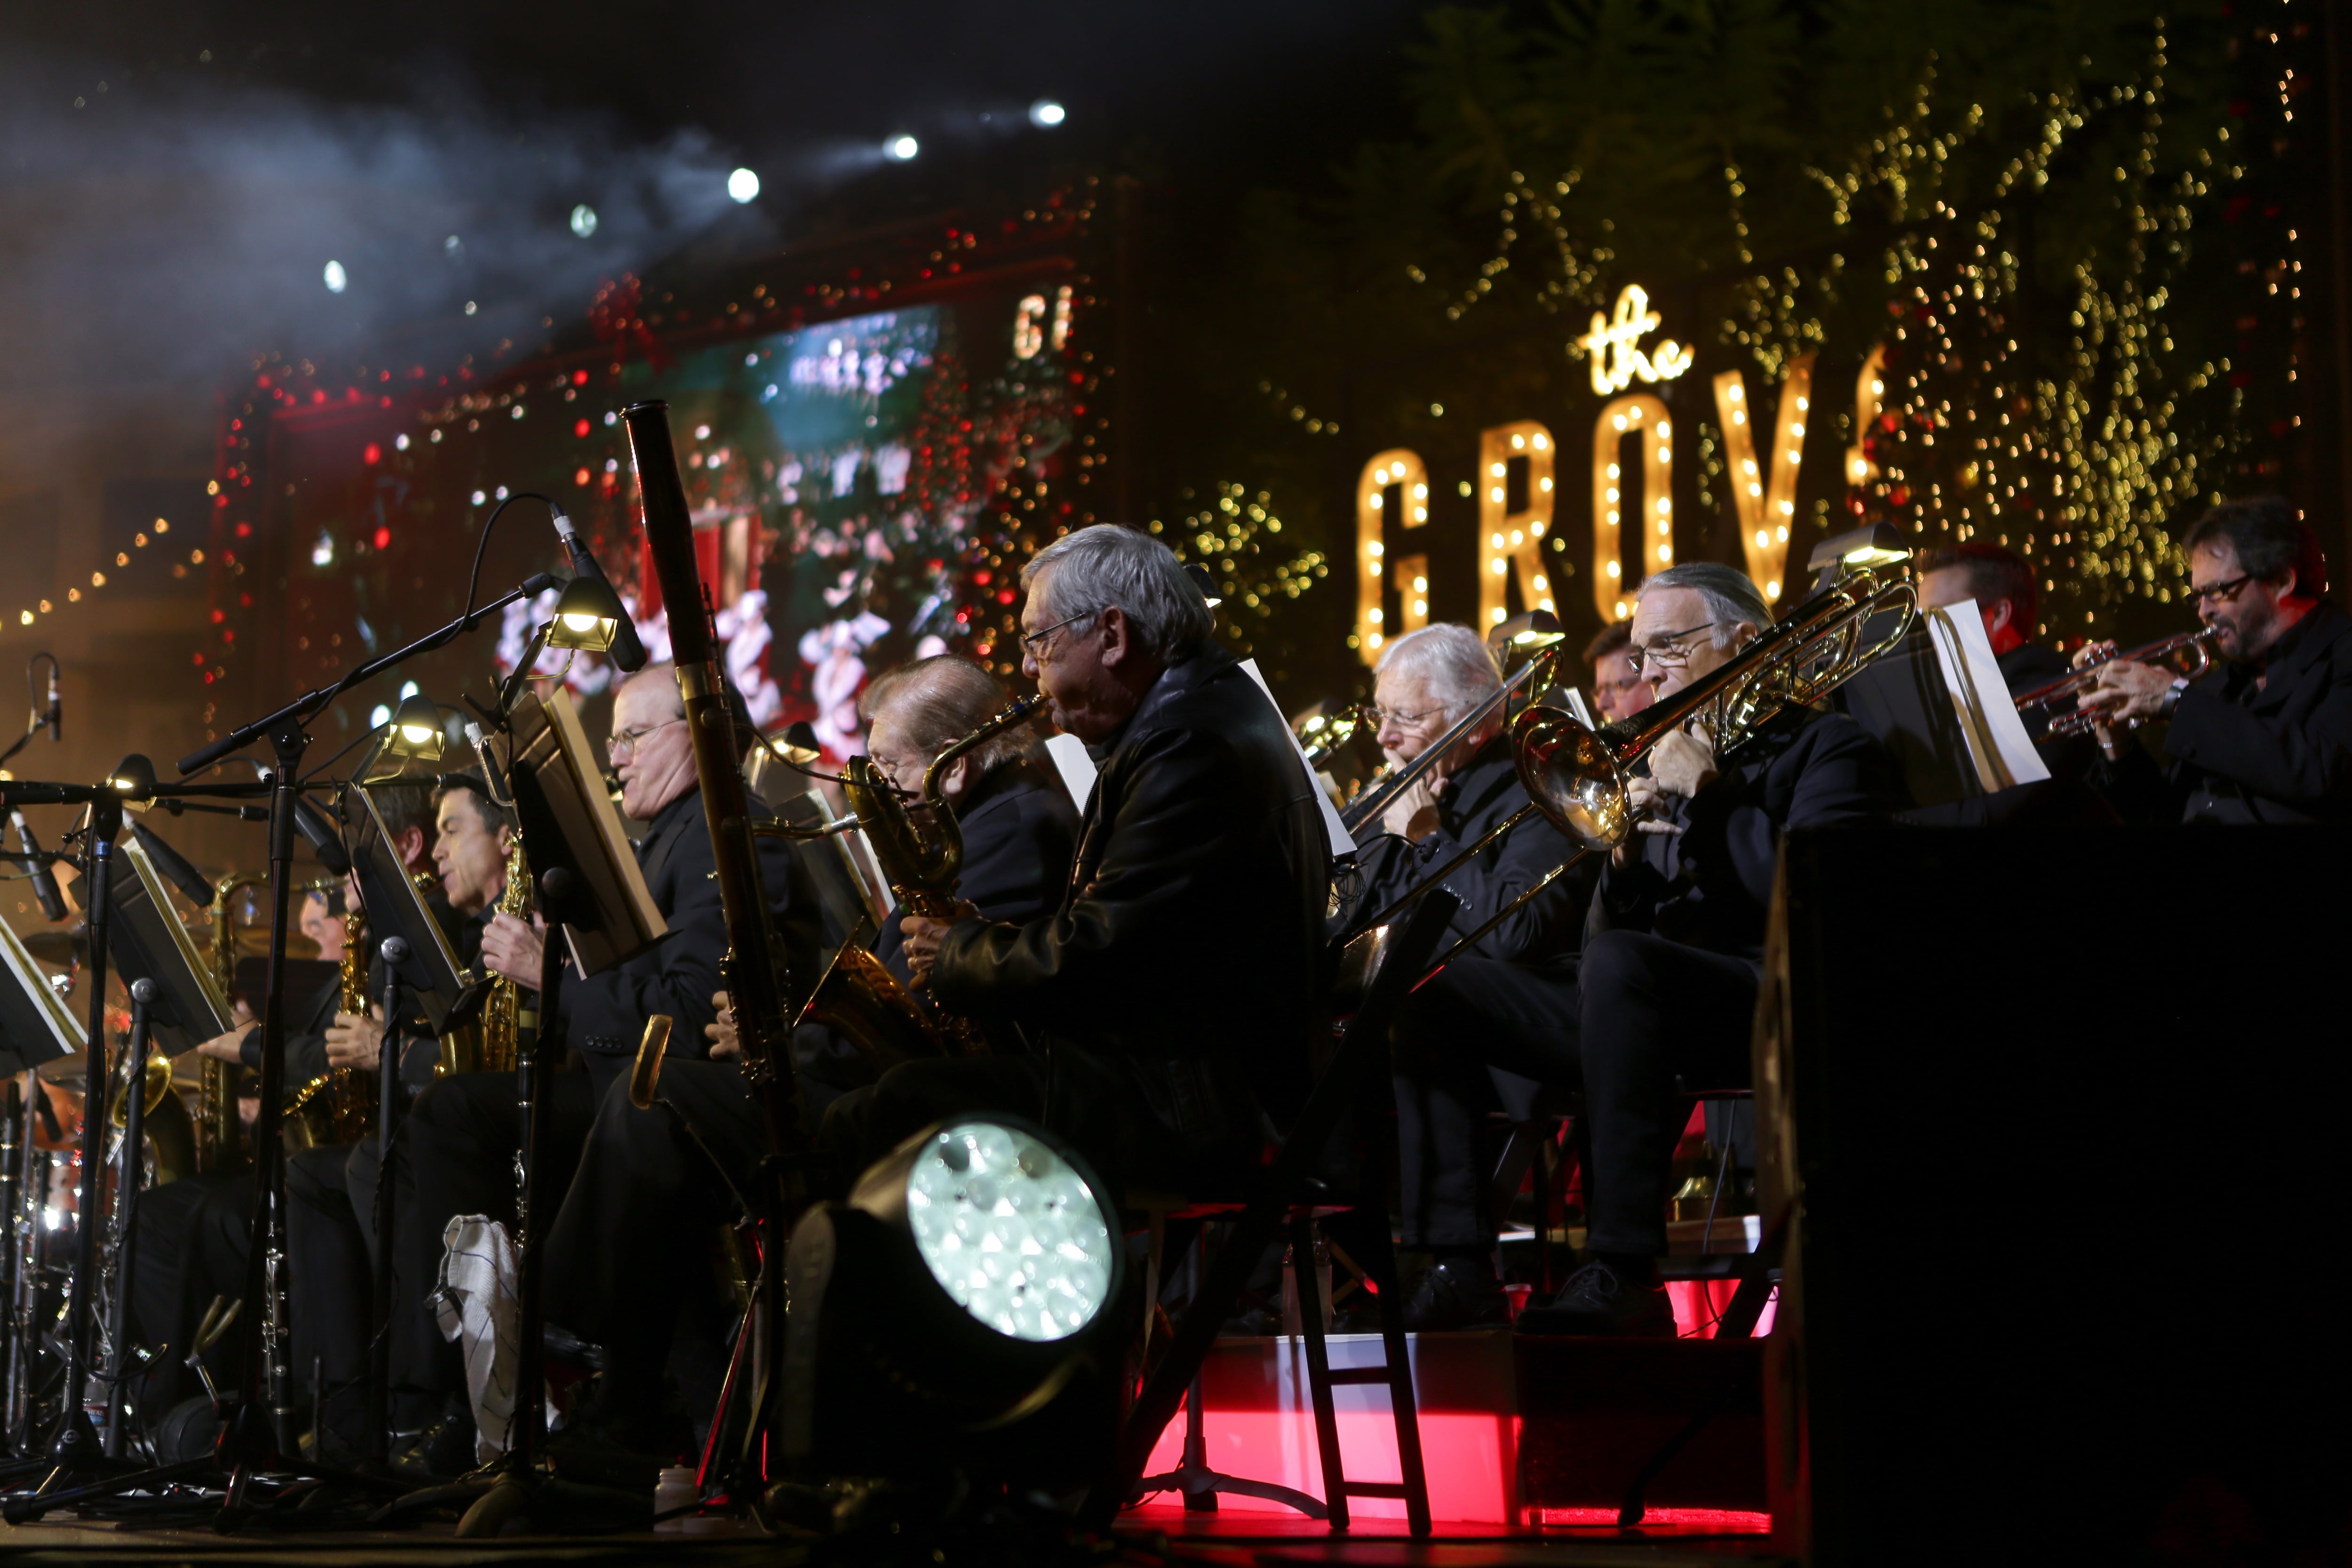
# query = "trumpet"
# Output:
<box><xmin>2012</xmin><ymin>626</ymin><xmax>2224</xmax><ymax>738</ymax></box>
<box><xmin>1343</xmin><ymin>530</ymin><xmax>1916</xmax><ymax>971</ymax></box>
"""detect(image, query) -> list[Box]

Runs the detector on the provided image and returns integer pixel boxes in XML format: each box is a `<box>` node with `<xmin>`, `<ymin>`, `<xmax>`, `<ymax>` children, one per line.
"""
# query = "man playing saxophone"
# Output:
<box><xmin>2074</xmin><ymin>498</ymin><xmax>2352</xmax><ymax>823</ymax></box>
<box><xmin>1518</xmin><ymin>563</ymin><xmax>1899</xmax><ymax>1336</ymax></box>
<box><xmin>542</xmin><ymin>654</ymin><xmax>1078</xmax><ymax>1462</ymax></box>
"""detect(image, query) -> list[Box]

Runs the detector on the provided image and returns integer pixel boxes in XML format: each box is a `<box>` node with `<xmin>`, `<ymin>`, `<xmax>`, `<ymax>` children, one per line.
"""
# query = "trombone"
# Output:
<box><xmin>1341</xmin><ymin>527</ymin><xmax>1918</xmax><ymax>975</ymax></box>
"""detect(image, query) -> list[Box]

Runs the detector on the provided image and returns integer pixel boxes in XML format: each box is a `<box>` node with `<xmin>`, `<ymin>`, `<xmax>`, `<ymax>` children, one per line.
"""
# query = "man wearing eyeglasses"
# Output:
<box><xmin>2074</xmin><ymin>497</ymin><xmax>2352</xmax><ymax>824</ymax></box>
<box><xmin>1518</xmin><ymin>563</ymin><xmax>1897</xmax><ymax>1336</ymax></box>
<box><xmin>1347</xmin><ymin>623</ymin><xmax>1593</xmax><ymax>1329</ymax></box>
<box><xmin>871</xmin><ymin>524</ymin><xmax>1329</xmax><ymax>1207</ymax></box>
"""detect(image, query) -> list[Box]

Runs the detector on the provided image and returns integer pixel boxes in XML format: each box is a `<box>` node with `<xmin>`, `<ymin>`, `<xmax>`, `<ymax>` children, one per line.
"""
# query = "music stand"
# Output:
<box><xmin>348</xmin><ymin>784</ymin><xmax>469</xmax><ymax>1031</ymax></box>
<box><xmin>107</xmin><ymin>838</ymin><xmax>234</xmax><ymax>1059</ymax></box>
<box><xmin>502</xmin><ymin>689</ymin><xmax>666</xmax><ymax>976</ymax></box>
<box><xmin>0</xmin><ymin>913</ymin><xmax>84</xmax><ymax>1071</ymax></box>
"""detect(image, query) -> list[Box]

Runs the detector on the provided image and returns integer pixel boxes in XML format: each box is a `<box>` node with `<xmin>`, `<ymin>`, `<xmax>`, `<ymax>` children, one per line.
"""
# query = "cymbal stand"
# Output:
<box><xmin>100</xmin><ymin>979</ymin><xmax>157</xmax><ymax>1458</ymax></box>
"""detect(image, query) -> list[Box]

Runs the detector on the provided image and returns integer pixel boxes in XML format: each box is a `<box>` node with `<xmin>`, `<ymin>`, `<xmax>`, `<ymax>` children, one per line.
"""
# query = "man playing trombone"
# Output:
<box><xmin>2074</xmin><ymin>498</ymin><xmax>2352</xmax><ymax>823</ymax></box>
<box><xmin>1351</xmin><ymin>624</ymin><xmax>1592</xmax><ymax>1329</ymax></box>
<box><xmin>1519</xmin><ymin>563</ymin><xmax>1899</xmax><ymax>1336</ymax></box>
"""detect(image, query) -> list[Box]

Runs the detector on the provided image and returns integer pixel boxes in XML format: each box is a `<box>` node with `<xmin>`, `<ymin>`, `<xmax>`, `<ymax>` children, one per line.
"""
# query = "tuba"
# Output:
<box><xmin>764</xmin><ymin>695</ymin><xmax>1044</xmax><ymax>1063</ymax></box>
<box><xmin>283</xmin><ymin>892</ymin><xmax>379</xmax><ymax>1150</ymax></box>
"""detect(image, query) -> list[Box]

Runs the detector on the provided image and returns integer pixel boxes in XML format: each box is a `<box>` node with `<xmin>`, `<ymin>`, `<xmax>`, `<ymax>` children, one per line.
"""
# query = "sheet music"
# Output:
<box><xmin>1040</xmin><ymin>732</ymin><xmax>1097</xmax><ymax>812</ymax></box>
<box><xmin>1924</xmin><ymin>598</ymin><xmax>2051</xmax><ymax>791</ymax></box>
<box><xmin>1239</xmin><ymin>659</ymin><xmax>1356</xmax><ymax>857</ymax></box>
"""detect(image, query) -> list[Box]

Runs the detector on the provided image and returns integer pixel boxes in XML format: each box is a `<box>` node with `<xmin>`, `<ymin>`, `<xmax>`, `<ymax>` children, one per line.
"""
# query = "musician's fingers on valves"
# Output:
<box><xmin>707</xmin><ymin>988</ymin><xmax>741</xmax><ymax>1060</ymax></box>
<box><xmin>898</xmin><ymin>899</ymin><xmax>980</xmax><ymax>989</ymax></box>
<box><xmin>477</xmin><ymin>907</ymin><xmax>546</xmax><ymax>984</ymax></box>
<box><xmin>1646</xmin><ymin>725</ymin><xmax>1718</xmax><ymax>800</ymax></box>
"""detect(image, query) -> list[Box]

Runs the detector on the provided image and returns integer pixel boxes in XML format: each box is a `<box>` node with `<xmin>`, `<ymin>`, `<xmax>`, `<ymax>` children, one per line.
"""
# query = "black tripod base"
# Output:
<box><xmin>1131</xmin><ymin>1464</ymin><xmax>1329</xmax><ymax>1520</ymax></box>
<box><xmin>373</xmin><ymin>1457</ymin><xmax>652</xmax><ymax>1537</ymax></box>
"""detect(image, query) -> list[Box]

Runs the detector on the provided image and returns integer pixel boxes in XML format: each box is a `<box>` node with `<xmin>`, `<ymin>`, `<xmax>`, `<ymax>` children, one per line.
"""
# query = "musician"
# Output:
<box><xmin>542</xmin><ymin>654</ymin><xmax>1079</xmax><ymax>1458</ymax></box>
<box><xmin>1914</xmin><ymin>542</ymin><xmax>2069</xmax><ymax>697</ymax></box>
<box><xmin>1585</xmin><ymin>620</ymin><xmax>1645</xmax><ymax>723</ymax></box>
<box><xmin>866</xmin><ymin>524</ymin><xmax>1327</xmax><ymax>1204</ymax></box>
<box><xmin>2079</xmin><ymin>497</ymin><xmax>2352</xmax><ymax>824</ymax></box>
<box><xmin>1350</xmin><ymin>624</ymin><xmax>1592</xmax><ymax>1329</ymax></box>
<box><xmin>1518</xmin><ymin>563</ymin><xmax>1899</xmax><ymax>1336</ymax></box>
<box><xmin>385</xmin><ymin>668</ymin><xmax>818</xmax><ymax>1477</ymax></box>
<box><xmin>131</xmin><ymin>781</ymin><xmax>445</xmax><ymax>1432</ymax></box>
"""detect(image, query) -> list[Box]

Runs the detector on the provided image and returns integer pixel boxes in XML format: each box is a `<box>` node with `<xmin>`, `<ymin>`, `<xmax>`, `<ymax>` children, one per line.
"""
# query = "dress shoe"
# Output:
<box><xmin>1514</xmin><ymin>1259</ymin><xmax>1677</xmax><ymax>1336</ymax></box>
<box><xmin>1400</xmin><ymin>1257</ymin><xmax>1510</xmax><ymax>1331</ymax></box>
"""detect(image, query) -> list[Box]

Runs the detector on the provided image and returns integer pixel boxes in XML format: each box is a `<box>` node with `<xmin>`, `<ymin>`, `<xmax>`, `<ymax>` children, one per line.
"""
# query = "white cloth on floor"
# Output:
<box><xmin>430</xmin><ymin>1214</ymin><xmax>521</xmax><ymax>1465</ymax></box>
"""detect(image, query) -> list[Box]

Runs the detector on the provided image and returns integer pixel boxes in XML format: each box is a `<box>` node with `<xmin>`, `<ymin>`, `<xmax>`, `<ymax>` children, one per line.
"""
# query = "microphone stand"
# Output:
<box><xmin>0</xmin><ymin>580</ymin><xmax>552</xmax><ymax>1527</ymax></box>
<box><xmin>366</xmin><ymin>938</ymin><xmax>408</xmax><ymax>1465</ymax></box>
<box><xmin>101</xmin><ymin>979</ymin><xmax>156</xmax><ymax>1458</ymax></box>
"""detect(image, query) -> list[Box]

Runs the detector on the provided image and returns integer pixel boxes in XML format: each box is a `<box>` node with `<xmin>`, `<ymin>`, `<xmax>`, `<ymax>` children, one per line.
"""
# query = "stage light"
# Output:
<box><xmin>569</xmin><ymin>203</ymin><xmax>598</xmax><ymax>238</ymax></box>
<box><xmin>727</xmin><ymin>167</ymin><xmax>760</xmax><ymax>203</ymax></box>
<box><xmin>1029</xmin><ymin>99</ymin><xmax>1066</xmax><ymax>128</ymax></box>
<box><xmin>546</xmin><ymin>575</ymin><xmax>626</xmax><ymax>654</ymax></box>
<box><xmin>386</xmin><ymin>695</ymin><xmax>446</xmax><ymax>760</ymax></box>
<box><xmin>322</xmin><ymin>260</ymin><xmax>347</xmax><ymax>294</ymax></box>
<box><xmin>109</xmin><ymin>754</ymin><xmax>156</xmax><ymax>801</ymax></box>
<box><xmin>884</xmin><ymin>135</ymin><xmax>919</xmax><ymax>162</ymax></box>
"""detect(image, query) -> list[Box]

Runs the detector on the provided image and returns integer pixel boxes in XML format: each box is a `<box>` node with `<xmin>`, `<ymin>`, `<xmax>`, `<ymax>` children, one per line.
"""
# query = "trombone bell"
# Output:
<box><xmin>1510</xmin><ymin>703</ymin><xmax>1636</xmax><ymax>852</ymax></box>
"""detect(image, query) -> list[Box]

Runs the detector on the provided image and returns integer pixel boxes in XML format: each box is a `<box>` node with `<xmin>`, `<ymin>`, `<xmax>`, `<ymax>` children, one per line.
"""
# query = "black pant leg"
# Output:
<box><xmin>815</xmin><ymin>1055</ymin><xmax>1050</xmax><ymax>1191</ymax></box>
<box><xmin>1390</xmin><ymin>957</ymin><xmax>1582</xmax><ymax>1249</ymax></box>
<box><xmin>286</xmin><ymin>1141</ymin><xmax>368</xmax><ymax>1446</ymax></box>
<box><xmin>128</xmin><ymin>1176</ymin><xmax>221</xmax><ymax>1409</ymax></box>
<box><xmin>179</xmin><ymin>1173</ymin><xmax>256</xmax><ymax>1396</ymax></box>
<box><xmin>1576</xmin><ymin>931</ymin><xmax>1757</xmax><ymax>1258</ymax></box>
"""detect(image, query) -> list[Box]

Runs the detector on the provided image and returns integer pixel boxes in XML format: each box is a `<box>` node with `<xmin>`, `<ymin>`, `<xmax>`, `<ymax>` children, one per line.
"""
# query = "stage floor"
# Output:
<box><xmin>0</xmin><ymin>1510</ymin><xmax>1783</xmax><ymax>1566</ymax></box>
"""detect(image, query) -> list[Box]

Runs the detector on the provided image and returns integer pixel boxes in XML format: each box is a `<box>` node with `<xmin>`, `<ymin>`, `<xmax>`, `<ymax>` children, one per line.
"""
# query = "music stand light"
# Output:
<box><xmin>545</xmin><ymin>576</ymin><xmax>627</xmax><ymax>655</ymax></box>
<box><xmin>386</xmin><ymin>697</ymin><xmax>447</xmax><ymax>762</ymax></box>
<box><xmin>107</xmin><ymin>753</ymin><xmax>156</xmax><ymax>802</ymax></box>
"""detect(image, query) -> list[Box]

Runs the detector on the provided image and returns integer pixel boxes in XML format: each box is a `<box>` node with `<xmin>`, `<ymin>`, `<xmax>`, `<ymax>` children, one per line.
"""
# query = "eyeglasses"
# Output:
<box><xmin>1367</xmin><ymin>703</ymin><xmax>1446</xmax><ymax>729</ymax></box>
<box><xmin>606</xmin><ymin>716</ymin><xmax>684</xmax><ymax>762</ymax></box>
<box><xmin>2186</xmin><ymin>573</ymin><xmax>2254</xmax><ymax>608</ymax></box>
<box><xmin>1017</xmin><ymin>608</ymin><xmax>1101</xmax><ymax>660</ymax></box>
<box><xmin>1626</xmin><ymin>622</ymin><xmax>1721</xmax><ymax>673</ymax></box>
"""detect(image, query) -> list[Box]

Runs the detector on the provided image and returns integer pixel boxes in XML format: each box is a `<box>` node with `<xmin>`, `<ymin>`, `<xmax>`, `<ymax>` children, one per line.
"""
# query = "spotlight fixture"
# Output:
<box><xmin>545</xmin><ymin>575</ymin><xmax>627</xmax><ymax>654</ymax></box>
<box><xmin>385</xmin><ymin>695</ymin><xmax>447</xmax><ymax>761</ymax></box>
<box><xmin>727</xmin><ymin>167</ymin><xmax>761</xmax><ymax>204</ymax></box>
<box><xmin>782</xmin><ymin>1117</ymin><xmax>1124</xmax><ymax>1484</ymax></box>
<box><xmin>323</xmin><ymin>260</ymin><xmax>347</xmax><ymax>294</ymax></box>
<box><xmin>1028</xmin><ymin>99</ymin><xmax>1066</xmax><ymax>128</ymax></box>
<box><xmin>884</xmin><ymin>134</ymin><xmax>919</xmax><ymax>162</ymax></box>
<box><xmin>569</xmin><ymin>204</ymin><xmax>599</xmax><ymax>238</ymax></box>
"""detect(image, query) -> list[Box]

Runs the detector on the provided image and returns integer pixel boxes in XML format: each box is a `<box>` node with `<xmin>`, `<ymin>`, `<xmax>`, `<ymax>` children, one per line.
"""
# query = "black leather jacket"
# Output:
<box><xmin>930</xmin><ymin>647</ymin><xmax>1329</xmax><ymax>1184</ymax></box>
<box><xmin>2098</xmin><ymin>602</ymin><xmax>2352</xmax><ymax>825</ymax></box>
<box><xmin>1592</xmin><ymin>708</ymin><xmax>1899</xmax><ymax>963</ymax></box>
<box><xmin>1348</xmin><ymin>735</ymin><xmax>1592</xmax><ymax>974</ymax></box>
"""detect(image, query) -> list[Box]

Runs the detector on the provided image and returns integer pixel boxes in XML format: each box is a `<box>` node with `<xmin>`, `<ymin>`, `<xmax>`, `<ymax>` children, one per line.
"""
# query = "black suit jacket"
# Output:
<box><xmin>874</xmin><ymin>756</ymin><xmax>1080</xmax><ymax>984</ymax></box>
<box><xmin>1349</xmin><ymin>735</ymin><xmax>1593</xmax><ymax>973</ymax></box>
<box><xmin>2101</xmin><ymin>602</ymin><xmax>2352</xmax><ymax>824</ymax></box>
<box><xmin>931</xmin><ymin>647</ymin><xmax>1330</xmax><ymax>1176</ymax></box>
<box><xmin>1592</xmin><ymin>708</ymin><xmax>1899</xmax><ymax>962</ymax></box>
<box><xmin>246</xmin><ymin>891</ymin><xmax>467</xmax><ymax>1102</ymax></box>
<box><xmin>564</xmin><ymin>785</ymin><xmax>816</xmax><ymax>1103</ymax></box>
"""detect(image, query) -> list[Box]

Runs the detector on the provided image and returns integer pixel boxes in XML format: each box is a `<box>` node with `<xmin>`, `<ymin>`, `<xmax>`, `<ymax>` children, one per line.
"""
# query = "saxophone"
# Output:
<box><xmin>439</xmin><ymin>839</ymin><xmax>532</xmax><ymax>1077</ymax></box>
<box><xmin>201</xmin><ymin>874</ymin><xmax>268</xmax><ymax>1173</ymax></box>
<box><xmin>283</xmin><ymin>895</ymin><xmax>379</xmax><ymax>1150</ymax></box>
<box><xmin>767</xmin><ymin>695</ymin><xmax>1043</xmax><ymax>1061</ymax></box>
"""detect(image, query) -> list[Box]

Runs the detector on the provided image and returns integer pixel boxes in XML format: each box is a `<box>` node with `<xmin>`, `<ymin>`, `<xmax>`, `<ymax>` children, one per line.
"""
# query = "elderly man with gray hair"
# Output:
<box><xmin>1517</xmin><ymin>561</ymin><xmax>1898</xmax><ymax>1336</ymax></box>
<box><xmin>870</xmin><ymin>524</ymin><xmax>1331</xmax><ymax>1199</ymax></box>
<box><xmin>1348</xmin><ymin>624</ymin><xmax>1595</xmax><ymax>1328</ymax></box>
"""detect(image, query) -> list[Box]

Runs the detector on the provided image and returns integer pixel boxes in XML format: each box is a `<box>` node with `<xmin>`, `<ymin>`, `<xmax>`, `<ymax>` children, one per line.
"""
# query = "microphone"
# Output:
<box><xmin>130</xmin><ymin>822</ymin><xmax>215</xmax><ymax>910</ymax></box>
<box><xmin>293</xmin><ymin>794</ymin><xmax>352</xmax><ymax>877</ymax></box>
<box><xmin>11</xmin><ymin>810</ymin><xmax>64</xmax><ymax>923</ymax></box>
<box><xmin>548</xmin><ymin>505</ymin><xmax>647</xmax><ymax>672</ymax></box>
<box><xmin>44</xmin><ymin>661</ymin><xmax>59</xmax><ymax>743</ymax></box>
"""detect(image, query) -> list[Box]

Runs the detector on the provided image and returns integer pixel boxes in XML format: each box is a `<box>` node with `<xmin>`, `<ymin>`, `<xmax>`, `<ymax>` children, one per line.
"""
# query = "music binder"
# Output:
<box><xmin>108</xmin><ymin>837</ymin><xmax>235</xmax><ymax>1058</ymax></box>
<box><xmin>0</xmin><ymin>912</ymin><xmax>85</xmax><ymax>1069</ymax></box>
<box><xmin>350</xmin><ymin>781</ymin><xmax>471</xmax><ymax>1032</ymax></box>
<box><xmin>497</xmin><ymin>687</ymin><xmax>667</xmax><ymax>977</ymax></box>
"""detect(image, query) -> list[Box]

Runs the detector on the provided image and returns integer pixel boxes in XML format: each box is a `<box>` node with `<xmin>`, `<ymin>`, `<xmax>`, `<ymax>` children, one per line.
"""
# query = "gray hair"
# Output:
<box><xmin>1020</xmin><ymin>525</ymin><xmax>1214</xmax><ymax>664</ymax></box>
<box><xmin>1375</xmin><ymin>624</ymin><xmax>1502</xmax><ymax>721</ymax></box>
<box><xmin>1636</xmin><ymin>564</ymin><xmax>1772</xmax><ymax>651</ymax></box>
<box><xmin>859</xmin><ymin>655</ymin><xmax>1032</xmax><ymax>776</ymax></box>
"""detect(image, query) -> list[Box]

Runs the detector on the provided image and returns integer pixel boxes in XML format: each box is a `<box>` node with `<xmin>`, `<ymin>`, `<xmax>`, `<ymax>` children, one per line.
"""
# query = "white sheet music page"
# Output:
<box><xmin>1924</xmin><ymin>598</ymin><xmax>2051</xmax><ymax>791</ymax></box>
<box><xmin>1238</xmin><ymin>659</ymin><xmax>1356</xmax><ymax>856</ymax></box>
<box><xmin>1040</xmin><ymin>732</ymin><xmax>1098</xmax><ymax>813</ymax></box>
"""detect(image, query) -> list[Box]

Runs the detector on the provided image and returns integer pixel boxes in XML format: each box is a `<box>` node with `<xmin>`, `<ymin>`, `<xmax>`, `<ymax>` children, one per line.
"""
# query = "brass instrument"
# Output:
<box><xmin>442</xmin><ymin>841</ymin><xmax>532</xmax><ymax>1077</ymax></box>
<box><xmin>763</xmin><ymin>694</ymin><xmax>1045</xmax><ymax>1060</ymax></box>
<box><xmin>2012</xmin><ymin>625</ymin><xmax>2224</xmax><ymax>738</ymax></box>
<box><xmin>1345</xmin><ymin>530</ymin><xmax>1917</xmax><ymax>973</ymax></box>
<box><xmin>283</xmin><ymin>893</ymin><xmax>378</xmax><ymax>1150</ymax></box>
<box><xmin>199</xmin><ymin>873</ymin><xmax>267</xmax><ymax>1172</ymax></box>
